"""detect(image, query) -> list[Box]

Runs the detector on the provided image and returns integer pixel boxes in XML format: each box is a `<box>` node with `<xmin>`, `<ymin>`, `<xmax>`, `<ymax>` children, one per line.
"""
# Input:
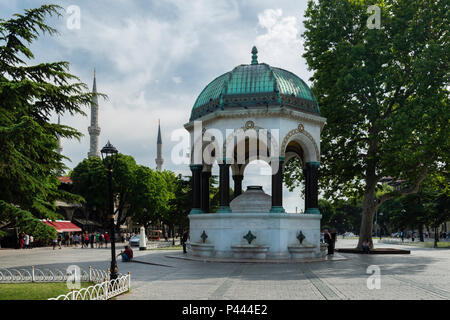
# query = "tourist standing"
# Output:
<box><xmin>52</xmin><ymin>237</ymin><xmax>57</xmax><ymax>250</ymax></box>
<box><xmin>90</xmin><ymin>233</ymin><xmax>95</xmax><ymax>248</ymax></box>
<box><xmin>19</xmin><ymin>232</ymin><xmax>25</xmax><ymax>249</ymax></box>
<box><xmin>181</xmin><ymin>229</ymin><xmax>189</xmax><ymax>254</ymax></box>
<box><xmin>29</xmin><ymin>235</ymin><xmax>34</xmax><ymax>249</ymax></box>
<box><xmin>104</xmin><ymin>232</ymin><xmax>109</xmax><ymax>248</ymax></box>
<box><xmin>323</xmin><ymin>229</ymin><xmax>334</xmax><ymax>255</ymax></box>
<box><xmin>84</xmin><ymin>233</ymin><xmax>89</xmax><ymax>248</ymax></box>
<box><xmin>73</xmin><ymin>234</ymin><xmax>79</xmax><ymax>247</ymax></box>
<box><xmin>330</xmin><ymin>228</ymin><xmax>337</xmax><ymax>253</ymax></box>
<box><xmin>57</xmin><ymin>233</ymin><xmax>62</xmax><ymax>249</ymax></box>
<box><xmin>24</xmin><ymin>233</ymin><xmax>30</xmax><ymax>249</ymax></box>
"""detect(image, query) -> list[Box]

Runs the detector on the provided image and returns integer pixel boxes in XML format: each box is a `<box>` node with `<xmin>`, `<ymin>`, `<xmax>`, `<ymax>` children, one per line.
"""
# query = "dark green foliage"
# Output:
<box><xmin>0</xmin><ymin>5</ymin><xmax>96</xmax><ymax>239</ymax></box>
<box><xmin>298</xmin><ymin>0</ymin><xmax>449</xmax><ymax>248</ymax></box>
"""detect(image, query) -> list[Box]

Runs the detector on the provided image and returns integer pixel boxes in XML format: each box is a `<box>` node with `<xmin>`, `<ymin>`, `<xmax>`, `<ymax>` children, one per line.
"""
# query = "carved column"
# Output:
<box><xmin>305</xmin><ymin>161</ymin><xmax>320</xmax><ymax>214</ymax></box>
<box><xmin>232</xmin><ymin>175</ymin><xmax>243</xmax><ymax>198</ymax></box>
<box><xmin>270</xmin><ymin>157</ymin><xmax>285</xmax><ymax>213</ymax></box>
<box><xmin>201</xmin><ymin>171</ymin><xmax>211</xmax><ymax>213</ymax></box>
<box><xmin>190</xmin><ymin>164</ymin><xmax>203</xmax><ymax>214</ymax></box>
<box><xmin>217</xmin><ymin>162</ymin><xmax>231</xmax><ymax>213</ymax></box>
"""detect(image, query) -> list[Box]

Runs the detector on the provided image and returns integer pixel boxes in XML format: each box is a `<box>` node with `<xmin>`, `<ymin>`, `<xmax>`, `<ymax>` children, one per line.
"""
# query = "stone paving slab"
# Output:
<box><xmin>1</xmin><ymin>239</ymin><xmax>449</xmax><ymax>300</ymax></box>
<box><xmin>163</xmin><ymin>251</ymin><xmax>347</xmax><ymax>264</ymax></box>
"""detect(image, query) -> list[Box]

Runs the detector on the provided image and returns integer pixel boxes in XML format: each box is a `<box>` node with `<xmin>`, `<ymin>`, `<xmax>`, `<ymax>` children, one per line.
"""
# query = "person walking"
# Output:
<box><xmin>52</xmin><ymin>237</ymin><xmax>57</xmax><ymax>250</ymax></box>
<box><xmin>181</xmin><ymin>229</ymin><xmax>189</xmax><ymax>254</ymax></box>
<box><xmin>29</xmin><ymin>235</ymin><xmax>34</xmax><ymax>249</ymax></box>
<box><xmin>57</xmin><ymin>233</ymin><xmax>62</xmax><ymax>249</ymax></box>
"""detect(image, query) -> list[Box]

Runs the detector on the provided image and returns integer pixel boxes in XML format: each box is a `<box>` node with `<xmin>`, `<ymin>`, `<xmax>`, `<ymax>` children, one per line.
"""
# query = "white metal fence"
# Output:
<box><xmin>48</xmin><ymin>273</ymin><xmax>131</xmax><ymax>300</ymax></box>
<box><xmin>0</xmin><ymin>266</ymin><xmax>131</xmax><ymax>300</ymax></box>
<box><xmin>0</xmin><ymin>266</ymin><xmax>108</xmax><ymax>283</ymax></box>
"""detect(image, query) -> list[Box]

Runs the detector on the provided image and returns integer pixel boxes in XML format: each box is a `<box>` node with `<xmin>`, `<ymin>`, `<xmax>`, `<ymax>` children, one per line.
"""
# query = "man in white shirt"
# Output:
<box><xmin>24</xmin><ymin>234</ymin><xmax>30</xmax><ymax>249</ymax></box>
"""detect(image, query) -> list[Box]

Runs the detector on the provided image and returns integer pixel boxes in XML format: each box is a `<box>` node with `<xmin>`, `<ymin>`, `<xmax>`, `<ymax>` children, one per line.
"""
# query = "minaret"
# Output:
<box><xmin>56</xmin><ymin>115</ymin><xmax>63</xmax><ymax>155</ymax></box>
<box><xmin>155</xmin><ymin>119</ymin><xmax>163</xmax><ymax>170</ymax></box>
<box><xmin>88</xmin><ymin>69</ymin><xmax>101</xmax><ymax>157</ymax></box>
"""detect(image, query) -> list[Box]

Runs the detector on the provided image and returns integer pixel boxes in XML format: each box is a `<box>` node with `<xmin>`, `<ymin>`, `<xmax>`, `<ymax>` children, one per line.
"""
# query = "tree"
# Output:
<box><xmin>0</xmin><ymin>5</ymin><xmax>95</xmax><ymax>240</ymax></box>
<box><xmin>131</xmin><ymin>167</ymin><xmax>170</xmax><ymax>228</ymax></box>
<box><xmin>71</xmin><ymin>154</ymin><xmax>138</xmax><ymax>230</ymax></box>
<box><xmin>301</xmin><ymin>0</ymin><xmax>449</xmax><ymax>249</ymax></box>
<box><xmin>71</xmin><ymin>156</ymin><xmax>107</xmax><ymax>224</ymax></box>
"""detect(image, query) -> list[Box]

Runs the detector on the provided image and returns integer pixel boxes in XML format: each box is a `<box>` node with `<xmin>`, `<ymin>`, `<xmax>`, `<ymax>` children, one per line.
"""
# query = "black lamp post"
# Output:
<box><xmin>101</xmin><ymin>141</ymin><xmax>119</xmax><ymax>280</ymax></box>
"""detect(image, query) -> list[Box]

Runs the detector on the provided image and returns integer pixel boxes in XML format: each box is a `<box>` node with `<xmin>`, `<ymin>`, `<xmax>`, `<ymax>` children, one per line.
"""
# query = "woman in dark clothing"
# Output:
<box><xmin>323</xmin><ymin>229</ymin><xmax>333</xmax><ymax>255</ymax></box>
<box><xmin>329</xmin><ymin>229</ymin><xmax>337</xmax><ymax>254</ymax></box>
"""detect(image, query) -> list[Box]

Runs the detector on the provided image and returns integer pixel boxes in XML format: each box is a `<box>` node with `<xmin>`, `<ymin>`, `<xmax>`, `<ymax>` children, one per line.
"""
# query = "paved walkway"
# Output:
<box><xmin>1</xmin><ymin>240</ymin><xmax>449</xmax><ymax>300</ymax></box>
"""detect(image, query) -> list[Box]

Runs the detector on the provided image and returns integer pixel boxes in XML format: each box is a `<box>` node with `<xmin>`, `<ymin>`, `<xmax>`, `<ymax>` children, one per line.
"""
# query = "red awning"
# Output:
<box><xmin>41</xmin><ymin>220</ymin><xmax>82</xmax><ymax>233</ymax></box>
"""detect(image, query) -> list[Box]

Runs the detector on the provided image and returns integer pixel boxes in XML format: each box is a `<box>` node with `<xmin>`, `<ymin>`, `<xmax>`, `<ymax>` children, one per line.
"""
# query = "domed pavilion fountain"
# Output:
<box><xmin>184</xmin><ymin>47</ymin><xmax>327</xmax><ymax>261</ymax></box>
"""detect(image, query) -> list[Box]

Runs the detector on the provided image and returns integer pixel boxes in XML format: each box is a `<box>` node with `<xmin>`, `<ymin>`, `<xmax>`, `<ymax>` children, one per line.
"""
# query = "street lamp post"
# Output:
<box><xmin>101</xmin><ymin>141</ymin><xmax>119</xmax><ymax>280</ymax></box>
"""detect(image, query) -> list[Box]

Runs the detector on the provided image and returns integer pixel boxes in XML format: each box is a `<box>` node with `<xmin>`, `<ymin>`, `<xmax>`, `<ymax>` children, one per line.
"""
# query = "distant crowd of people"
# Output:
<box><xmin>66</xmin><ymin>231</ymin><xmax>111</xmax><ymax>249</ymax></box>
<box><xmin>18</xmin><ymin>232</ymin><xmax>34</xmax><ymax>249</ymax></box>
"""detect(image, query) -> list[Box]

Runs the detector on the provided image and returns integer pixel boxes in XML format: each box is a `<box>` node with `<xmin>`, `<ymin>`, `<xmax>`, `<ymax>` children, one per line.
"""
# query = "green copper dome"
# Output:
<box><xmin>190</xmin><ymin>47</ymin><xmax>319</xmax><ymax>121</ymax></box>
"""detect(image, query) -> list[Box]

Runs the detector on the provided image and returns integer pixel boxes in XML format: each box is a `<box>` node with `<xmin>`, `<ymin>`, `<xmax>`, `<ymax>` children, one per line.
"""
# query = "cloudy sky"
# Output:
<box><xmin>2</xmin><ymin>0</ymin><xmax>314</xmax><ymax>213</ymax></box>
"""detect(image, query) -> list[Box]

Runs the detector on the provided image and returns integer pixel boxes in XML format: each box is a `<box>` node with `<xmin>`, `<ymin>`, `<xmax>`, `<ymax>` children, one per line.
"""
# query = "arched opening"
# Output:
<box><xmin>241</xmin><ymin>159</ymin><xmax>272</xmax><ymax>196</ymax></box>
<box><xmin>282</xmin><ymin>133</ymin><xmax>320</xmax><ymax>214</ymax></box>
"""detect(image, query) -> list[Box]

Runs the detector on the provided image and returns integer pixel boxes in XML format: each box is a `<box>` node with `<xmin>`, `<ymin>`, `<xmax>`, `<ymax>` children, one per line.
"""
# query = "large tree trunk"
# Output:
<box><xmin>357</xmin><ymin>174</ymin><xmax>378</xmax><ymax>250</ymax></box>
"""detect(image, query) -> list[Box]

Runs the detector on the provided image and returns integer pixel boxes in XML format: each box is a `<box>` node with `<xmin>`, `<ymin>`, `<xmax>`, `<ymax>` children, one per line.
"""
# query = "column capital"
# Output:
<box><xmin>305</xmin><ymin>161</ymin><xmax>320</xmax><ymax>168</ymax></box>
<box><xmin>189</xmin><ymin>164</ymin><xmax>203</xmax><ymax>171</ymax></box>
<box><xmin>305</xmin><ymin>208</ymin><xmax>320</xmax><ymax>214</ymax></box>
<box><xmin>270</xmin><ymin>156</ymin><xmax>285</xmax><ymax>163</ymax></box>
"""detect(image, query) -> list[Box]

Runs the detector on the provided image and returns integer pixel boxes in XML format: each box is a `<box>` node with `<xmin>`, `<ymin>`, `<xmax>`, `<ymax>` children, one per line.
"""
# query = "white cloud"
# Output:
<box><xmin>172</xmin><ymin>76</ymin><xmax>182</xmax><ymax>84</ymax></box>
<box><xmin>2</xmin><ymin>0</ymin><xmax>314</xmax><ymax>212</ymax></box>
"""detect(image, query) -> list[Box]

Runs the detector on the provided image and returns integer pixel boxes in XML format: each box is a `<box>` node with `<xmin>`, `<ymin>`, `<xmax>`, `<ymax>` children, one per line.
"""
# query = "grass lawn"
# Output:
<box><xmin>0</xmin><ymin>282</ymin><xmax>94</xmax><ymax>300</ymax></box>
<box><xmin>401</xmin><ymin>241</ymin><xmax>450</xmax><ymax>248</ymax></box>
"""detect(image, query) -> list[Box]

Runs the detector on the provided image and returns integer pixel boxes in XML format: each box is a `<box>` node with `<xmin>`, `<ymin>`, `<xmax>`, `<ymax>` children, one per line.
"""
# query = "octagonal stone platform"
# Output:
<box><xmin>189</xmin><ymin>186</ymin><xmax>322</xmax><ymax>261</ymax></box>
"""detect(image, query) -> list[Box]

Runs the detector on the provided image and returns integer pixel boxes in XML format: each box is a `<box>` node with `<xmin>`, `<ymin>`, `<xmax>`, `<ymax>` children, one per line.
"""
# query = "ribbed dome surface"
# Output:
<box><xmin>190</xmin><ymin>54</ymin><xmax>319</xmax><ymax>121</ymax></box>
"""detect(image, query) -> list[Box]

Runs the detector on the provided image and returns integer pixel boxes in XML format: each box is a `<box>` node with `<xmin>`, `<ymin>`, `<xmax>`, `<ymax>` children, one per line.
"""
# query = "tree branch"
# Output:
<box><xmin>375</xmin><ymin>162</ymin><xmax>430</xmax><ymax>209</ymax></box>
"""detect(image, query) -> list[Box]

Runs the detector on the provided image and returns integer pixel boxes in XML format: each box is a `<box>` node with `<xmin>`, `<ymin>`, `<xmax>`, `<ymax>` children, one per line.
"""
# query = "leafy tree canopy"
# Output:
<box><xmin>0</xmin><ymin>5</ymin><xmax>96</xmax><ymax>240</ymax></box>
<box><xmin>299</xmin><ymin>0</ymin><xmax>449</xmax><ymax>248</ymax></box>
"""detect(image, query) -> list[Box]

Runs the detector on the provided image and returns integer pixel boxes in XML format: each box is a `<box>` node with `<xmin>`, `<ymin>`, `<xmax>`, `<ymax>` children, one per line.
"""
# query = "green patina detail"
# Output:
<box><xmin>216</xmin><ymin>206</ymin><xmax>231</xmax><ymax>213</ymax></box>
<box><xmin>200</xmin><ymin>231</ymin><xmax>208</xmax><ymax>243</ymax></box>
<box><xmin>190</xmin><ymin>208</ymin><xmax>204</xmax><ymax>215</ymax></box>
<box><xmin>243</xmin><ymin>230</ymin><xmax>256</xmax><ymax>244</ymax></box>
<box><xmin>306</xmin><ymin>161</ymin><xmax>320</xmax><ymax>168</ymax></box>
<box><xmin>297</xmin><ymin>231</ymin><xmax>306</xmax><ymax>244</ymax></box>
<box><xmin>190</xmin><ymin>51</ymin><xmax>319</xmax><ymax>121</ymax></box>
<box><xmin>251</xmin><ymin>46</ymin><xmax>258</xmax><ymax>65</ymax></box>
<box><xmin>189</xmin><ymin>164</ymin><xmax>203</xmax><ymax>171</ymax></box>
<box><xmin>305</xmin><ymin>208</ymin><xmax>320</xmax><ymax>214</ymax></box>
<box><xmin>270</xmin><ymin>206</ymin><xmax>285</xmax><ymax>213</ymax></box>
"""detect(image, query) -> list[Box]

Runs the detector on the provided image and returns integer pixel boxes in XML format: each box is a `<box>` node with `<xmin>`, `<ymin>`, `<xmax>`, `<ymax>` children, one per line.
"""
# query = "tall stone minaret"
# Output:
<box><xmin>88</xmin><ymin>69</ymin><xmax>101</xmax><ymax>157</ymax></box>
<box><xmin>56</xmin><ymin>115</ymin><xmax>63</xmax><ymax>155</ymax></box>
<box><xmin>155</xmin><ymin>119</ymin><xmax>163</xmax><ymax>171</ymax></box>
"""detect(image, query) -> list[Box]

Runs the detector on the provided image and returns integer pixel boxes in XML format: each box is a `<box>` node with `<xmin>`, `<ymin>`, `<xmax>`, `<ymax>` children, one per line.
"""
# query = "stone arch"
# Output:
<box><xmin>280</xmin><ymin>128</ymin><xmax>320</xmax><ymax>163</ymax></box>
<box><xmin>223</xmin><ymin>125</ymin><xmax>279</xmax><ymax>163</ymax></box>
